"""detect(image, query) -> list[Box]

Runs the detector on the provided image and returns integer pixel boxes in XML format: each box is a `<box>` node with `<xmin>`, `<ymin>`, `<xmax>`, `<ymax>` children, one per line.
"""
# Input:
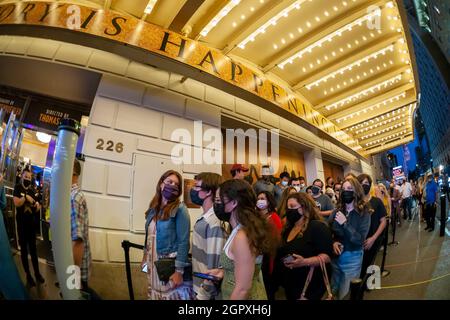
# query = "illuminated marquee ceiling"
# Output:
<box><xmin>12</xmin><ymin>0</ymin><xmax>420</xmax><ymax>156</ymax></box>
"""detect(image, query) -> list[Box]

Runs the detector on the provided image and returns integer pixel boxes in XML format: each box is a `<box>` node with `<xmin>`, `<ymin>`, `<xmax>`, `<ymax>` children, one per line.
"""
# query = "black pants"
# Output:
<box><xmin>262</xmin><ymin>254</ymin><xmax>275</xmax><ymax>300</ymax></box>
<box><xmin>16</xmin><ymin>212</ymin><xmax>40</xmax><ymax>276</ymax></box>
<box><xmin>424</xmin><ymin>203</ymin><xmax>436</xmax><ymax>230</ymax></box>
<box><xmin>360</xmin><ymin>237</ymin><xmax>383</xmax><ymax>281</ymax></box>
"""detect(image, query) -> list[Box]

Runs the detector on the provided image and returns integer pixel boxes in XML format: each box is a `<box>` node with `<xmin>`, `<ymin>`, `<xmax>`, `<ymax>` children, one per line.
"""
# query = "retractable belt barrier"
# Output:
<box><xmin>121</xmin><ymin>240</ymin><xmax>144</xmax><ymax>300</ymax></box>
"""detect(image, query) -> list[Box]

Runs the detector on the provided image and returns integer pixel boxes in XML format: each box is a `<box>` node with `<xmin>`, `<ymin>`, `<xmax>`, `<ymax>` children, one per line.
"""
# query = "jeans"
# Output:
<box><xmin>402</xmin><ymin>197</ymin><xmax>412</xmax><ymax>219</ymax></box>
<box><xmin>331</xmin><ymin>250</ymin><xmax>363</xmax><ymax>300</ymax></box>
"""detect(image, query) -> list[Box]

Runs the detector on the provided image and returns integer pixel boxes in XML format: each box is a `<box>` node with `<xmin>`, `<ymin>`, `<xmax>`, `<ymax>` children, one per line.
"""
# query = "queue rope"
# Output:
<box><xmin>379</xmin><ymin>272</ymin><xmax>450</xmax><ymax>290</ymax></box>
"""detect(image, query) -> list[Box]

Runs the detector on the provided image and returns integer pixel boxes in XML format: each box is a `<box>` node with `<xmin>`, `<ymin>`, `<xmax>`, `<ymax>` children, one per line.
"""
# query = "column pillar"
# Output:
<box><xmin>304</xmin><ymin>148</ymin><xmax>325</xmax><ymax>185</ymax></box>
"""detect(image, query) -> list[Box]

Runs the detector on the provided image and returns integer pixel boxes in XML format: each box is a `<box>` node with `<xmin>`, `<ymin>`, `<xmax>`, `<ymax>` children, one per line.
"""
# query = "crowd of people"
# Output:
<box><xmin>3</xmin><ymin>160</ymin><xmax>445</xmax><ymax>301</ymax></box>
<box><xmin>140</xmin><ymin>164</ymin><xmax>446</xmax><ymax>301</ymax></box>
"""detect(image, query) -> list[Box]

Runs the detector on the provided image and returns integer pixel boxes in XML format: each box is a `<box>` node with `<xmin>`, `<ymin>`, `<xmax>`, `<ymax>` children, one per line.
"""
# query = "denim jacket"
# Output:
<box><xmin>328</xmin><ymin>209</ymin><xmax>370</xmax><ymax>252</ymax></box>
<box><xmin>144</xmin><ymin>202</ymin><xmax>191</xmax><ymax>269</ymax></box>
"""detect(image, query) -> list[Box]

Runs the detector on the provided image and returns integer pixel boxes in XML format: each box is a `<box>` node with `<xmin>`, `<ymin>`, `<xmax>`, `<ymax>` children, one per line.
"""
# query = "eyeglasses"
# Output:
<box><xmin>164</xmin><ymin>179</ymin><xmax>179</xmax><ymax>186</ymax></box>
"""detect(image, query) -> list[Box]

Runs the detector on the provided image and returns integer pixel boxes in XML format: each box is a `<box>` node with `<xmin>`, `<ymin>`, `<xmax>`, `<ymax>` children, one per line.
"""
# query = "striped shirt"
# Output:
<box><xmin>71</xmin><ymin>184</ymin><xmax>91</xmax><ymax>283</ymax></box>
<box><xmin>192</xmin><ymin>206</ymin><xmax>227</xmax><ymax>300</ymax></box>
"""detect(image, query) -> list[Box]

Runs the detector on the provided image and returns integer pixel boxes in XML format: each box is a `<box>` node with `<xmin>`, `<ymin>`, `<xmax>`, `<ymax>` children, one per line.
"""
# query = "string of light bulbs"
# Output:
<box><xmin>237</xmin><ymin>0</ymin><xmax>308</xmax><ymax>49</ymax></box>
<box><xmin>278</xmin><ymin>8</ymin><xmax>384</xmax><ymax>69</ymax></box>
<box><xmin>335</xmin><ymin>91</ymin><xmax>407</xmax><ymax>123</ymax></box>
<box><xmin>365</xmin><ymin>130</ymin><xmax>406</xmax><ymax>146</ymax></box>
<box><xmin>359</xmin><ymin>122</ymin><xmax>406</xmax><ymax>140</ymax></box>
<box><xmin>199</xmin><ymin>0</ymin><xmax>241</xmax><ymax>37</ymax></box>
<box><xmin>305</xmin><ymin>44</ymin><xmax>395</xmax><ymax>90</ymax></box>
<box><xmin>327</xmin><ymin>74</ymin><xmax>403</xmax><ymax>111</ymax></box>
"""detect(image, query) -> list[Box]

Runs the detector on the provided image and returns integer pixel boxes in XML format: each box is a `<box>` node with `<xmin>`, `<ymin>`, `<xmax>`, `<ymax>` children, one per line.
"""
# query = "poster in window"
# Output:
<box><xmin>184</xmin><ymin>179</ymin><xmax>201</xmax><ymax>209</ymax></box>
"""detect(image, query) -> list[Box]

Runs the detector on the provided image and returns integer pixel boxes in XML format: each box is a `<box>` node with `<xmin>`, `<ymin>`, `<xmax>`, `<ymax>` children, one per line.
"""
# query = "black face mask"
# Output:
<box><xmin>341</xmin><ymin>190</ymin><xmax>355</xmax><ymax>204</ymax></box>
<box><xmin>190</xmin><ymin>189</ymin><xmax>204</xmax><ymax>206</ymax></box>
<box><xmin>362</xmin><ymin>184</ymin><xmax>371</xmax><ymax>195</ymax></box>
<box><xmin>23</xmin><ymin>179</ymin><xmax>31</xmax><ymax>188</ymax></box>
<box><xmin>312</xmin><ymin>186</ymin><xmax>321</xmax><ymax>195</ymax></box>
<box><xmin>286</xmin><ymin>208</ymin><xmax>302</xmax><ymax>225</ymax></box>
<box><xmin>214</xmin><ymin>203</ymin><xmax>231</xmax><ymax>222</ymax></box>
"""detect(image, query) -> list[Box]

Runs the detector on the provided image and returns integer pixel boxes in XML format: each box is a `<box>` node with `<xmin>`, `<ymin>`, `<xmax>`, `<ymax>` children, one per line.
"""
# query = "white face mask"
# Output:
<box><xmin>300</xmin><ymin>183</ymin><xmax>305</xmax><ymax>188</ymax></box>
<box><xmin>256</xmin><ymin>199</ymin><xmax>268</xmax><ymax>210</ymax></box>
<box><xmin>294</xmin><ymin>186</ymin><xmax>301</xmax><ymax>192</ymax></box>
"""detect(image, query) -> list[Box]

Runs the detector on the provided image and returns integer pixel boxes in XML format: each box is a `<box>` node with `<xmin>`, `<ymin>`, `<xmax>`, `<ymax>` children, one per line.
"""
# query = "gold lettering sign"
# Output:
<box><xmin>0</xmin><ymin>1</ymin><xmax>358</xmax><ymax>150</ymax></box>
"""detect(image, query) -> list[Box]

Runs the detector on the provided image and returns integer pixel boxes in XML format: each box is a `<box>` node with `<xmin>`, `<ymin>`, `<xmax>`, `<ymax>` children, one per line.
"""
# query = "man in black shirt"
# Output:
<box><xmin>13</xmin><ymin>169</ymin><xmax>45</xmax><ymax>287</ymax></box>
<box><xmin>357</xmin><ymin>174</ymin><xmax>387</xmax><ymax>282</ymax></box>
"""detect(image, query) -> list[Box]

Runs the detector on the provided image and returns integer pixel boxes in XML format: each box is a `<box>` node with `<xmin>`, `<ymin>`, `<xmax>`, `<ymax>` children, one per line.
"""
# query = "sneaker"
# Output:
<box><xmin>35</xmin><ymin>273</ymin><xmax>45</xmax><ymax>284</ymax></box>
<box><xmin>26</xmin><ymin>274</ymin><xmax>36</xmax><ymax>287</ymax></box>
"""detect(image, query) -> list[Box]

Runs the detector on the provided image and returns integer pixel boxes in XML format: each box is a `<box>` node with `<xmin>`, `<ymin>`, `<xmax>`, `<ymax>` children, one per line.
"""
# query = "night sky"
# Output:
<box><xmin>389</xmin><ymin>132</ymin><xmax>420</xmax><ymax>174</ymax></box>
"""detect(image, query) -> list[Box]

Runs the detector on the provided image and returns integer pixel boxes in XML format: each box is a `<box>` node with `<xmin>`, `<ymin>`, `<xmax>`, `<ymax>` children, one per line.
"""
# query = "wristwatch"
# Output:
<box><xmin>176</xmin><ymin>267</ymin><xmax>184</xmax><ymax>274</ymax></box>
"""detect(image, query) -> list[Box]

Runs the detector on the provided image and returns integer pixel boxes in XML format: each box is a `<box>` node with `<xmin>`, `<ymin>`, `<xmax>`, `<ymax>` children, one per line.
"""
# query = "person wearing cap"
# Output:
<box><xmin>230</xmin><ymin>164</ymin><xmax>249</xmax><ymax>180</ymax></box>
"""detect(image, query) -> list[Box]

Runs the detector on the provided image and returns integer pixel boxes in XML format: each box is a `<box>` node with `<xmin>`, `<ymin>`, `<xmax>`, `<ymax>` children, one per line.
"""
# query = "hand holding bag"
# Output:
<box><xmin>298</xmin><ymin>254</ymin><xmax>333</xmax><ymax>300</ymax></box>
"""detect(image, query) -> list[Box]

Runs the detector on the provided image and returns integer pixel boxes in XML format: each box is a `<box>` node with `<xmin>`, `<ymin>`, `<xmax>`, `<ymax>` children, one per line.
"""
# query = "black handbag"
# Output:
<box><xmin>154</xmin><ymin>258</ymin><xmax>192</xmax><ymax>283</ymax></box>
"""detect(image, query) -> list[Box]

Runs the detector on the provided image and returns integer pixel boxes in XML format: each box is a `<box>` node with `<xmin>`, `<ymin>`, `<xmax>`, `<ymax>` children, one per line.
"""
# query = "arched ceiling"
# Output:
<box><xmin>1</xmin><ymin>0</ymin><xmax>419</xmax><ymax>156</ymax></box>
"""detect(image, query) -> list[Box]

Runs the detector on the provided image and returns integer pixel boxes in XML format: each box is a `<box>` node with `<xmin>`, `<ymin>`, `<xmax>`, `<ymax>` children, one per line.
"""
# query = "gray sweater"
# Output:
<box><xmin>328</xmin><ymin>209</ymin><xmax>371</xmax><ymax>252</ymax></box>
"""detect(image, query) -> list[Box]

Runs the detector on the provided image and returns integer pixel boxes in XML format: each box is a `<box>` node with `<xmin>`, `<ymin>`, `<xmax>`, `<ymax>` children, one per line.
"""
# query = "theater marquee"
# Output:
<box><xmin>0</xmin><ymin>1</ymin><xmax>358</xmax><ymax>150</ymax></box>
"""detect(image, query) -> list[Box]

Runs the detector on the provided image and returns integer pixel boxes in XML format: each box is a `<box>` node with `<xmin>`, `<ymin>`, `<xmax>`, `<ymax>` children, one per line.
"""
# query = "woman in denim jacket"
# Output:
<box><xmin>328</xmin><ymin>176</ymin><xmax>371</xmax><ymax>300</ymax></box>
<box><xmin>141</xmin><ymin>170</ymin><xmax>194</xmax><ymax>300</ymax></box>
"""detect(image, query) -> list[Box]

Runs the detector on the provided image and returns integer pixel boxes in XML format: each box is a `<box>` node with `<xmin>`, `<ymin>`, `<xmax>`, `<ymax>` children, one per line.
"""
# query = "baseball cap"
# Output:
<box><xmin>231</xmin><ymin>164</ymin><xmax>249</xmax><ymax>172</ymax></box>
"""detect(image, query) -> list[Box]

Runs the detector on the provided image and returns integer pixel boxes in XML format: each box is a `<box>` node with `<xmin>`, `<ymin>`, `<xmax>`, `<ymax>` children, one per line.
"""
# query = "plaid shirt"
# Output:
<box><xmin>71</xmin><ymin>184</ymin><xmax>91</xmax><ymax>283</ymax></box>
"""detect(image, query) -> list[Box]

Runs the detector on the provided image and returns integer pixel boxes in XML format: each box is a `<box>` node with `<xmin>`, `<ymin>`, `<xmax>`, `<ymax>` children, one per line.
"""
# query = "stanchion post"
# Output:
<box><xmin>389</xmin><ymin>207</ymin><xmax>399</xmax><ymax>246</ymax></box>
<box><xmin>440</xmin><ymin>194</ymin><xmax>446</xmax><ymax>237</ymax></box>
<box><xmin>350</xmin><ymin>279</ymin><xmax>363</xmax><ymax>300</ymax></box>
<box><xmin>381</xmin><ymin>218</ymin><xmax>390</xmax><ymax>277</ymax></box>
<box><xmin>122</xmin><ymin>240</ymin><xmax>134</xmax><ymax>300</ymax></box>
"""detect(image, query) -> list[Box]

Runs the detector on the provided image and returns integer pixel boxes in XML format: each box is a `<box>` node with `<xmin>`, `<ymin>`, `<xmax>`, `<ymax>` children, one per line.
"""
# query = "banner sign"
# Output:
<box><xmin>23</xmin><ymin>100</ymin><xmax>82</xmax><ymax>132</ymax></box>
<box><xmin>0</xmin><ymin>1</ymin><xmax>360</xmax><ymax>152</ymax></box>
<box><xmin>0</xmin><ymin>93</ymin><xmax>25</xmax><ymax>119</ymax></box>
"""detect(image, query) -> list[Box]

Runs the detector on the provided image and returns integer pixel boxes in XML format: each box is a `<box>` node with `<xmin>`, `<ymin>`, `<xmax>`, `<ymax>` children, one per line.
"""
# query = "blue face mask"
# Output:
<box><xmin>190</xmin><ymin>189</ymin><xmax>204</xmax><ymax>206</ymax></box>
<box><xmin>281</xmin><ymin>180</ymin><xmax>288</xmax><ymax>187</ymax></box>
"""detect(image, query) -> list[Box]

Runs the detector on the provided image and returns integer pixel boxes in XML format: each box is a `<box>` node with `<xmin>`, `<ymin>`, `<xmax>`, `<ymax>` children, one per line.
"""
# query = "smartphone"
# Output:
<box><xmin>283</xmin><ymin>254</ymin><xmax>295</xmax><ymax>263</ymax></box>
<box><xmin>193</xmin><ymin>272</ymin><xmax>221</xmax><ymax>282</ymax></box>
<box><xmin>141</xmin><ymin>263</ymin><xmax>148</xmax><ymax>273</ymax></box>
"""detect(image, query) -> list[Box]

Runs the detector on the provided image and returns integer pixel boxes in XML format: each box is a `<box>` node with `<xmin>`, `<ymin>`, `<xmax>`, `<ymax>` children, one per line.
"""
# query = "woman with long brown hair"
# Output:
<box><xmin>141</xmin><ymin>170</ymin><xmax>194</xmax><ymax>300</ymax></box>
<box><xmin>272</xmin><ymin>192</ymin><xmax>333</xmax><ymax>300</ymax></box>
<box><xmin>207</xmin><ymin>179</ymin><xmax>278</xmax><ymax>300</ymax></box>
<box><xmin>328</xmin><ymin>176</ymin><xmax>371</xmax><ymax>300</ymax></box>
<box><xmin>277</xmin><ymin>186</ymin><xmax>297</xmax><ymax>219</ymax></box>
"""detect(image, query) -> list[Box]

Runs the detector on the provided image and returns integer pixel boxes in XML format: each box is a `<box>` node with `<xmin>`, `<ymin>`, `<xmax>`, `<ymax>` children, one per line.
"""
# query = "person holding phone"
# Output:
<box><xmin>207</xmin><ymin>179</ymin><xmax>277</xmax><ymax>300</ymax></box>
<box><xmin>190</xmin><ymin>172</ymin><xmax>226</xmax><ymax>300</ymax></box>
<box><xmin>141</xmin><ymin>170</ymin><xmax>194</xmax><ymax>300</ymax></box>
<box><xmin>328</xmin><ymin>176</ymin><xmax>371</xmax><ymax>300</ymax></box>
<box><xmin>271</xmin><ymin>193</ymin><xmax>333</xmax><ymax>300</ymax></box>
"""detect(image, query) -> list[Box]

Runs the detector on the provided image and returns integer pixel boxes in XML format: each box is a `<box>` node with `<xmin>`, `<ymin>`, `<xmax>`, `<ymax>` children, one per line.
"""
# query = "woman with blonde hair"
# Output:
<box><xmin>328</xmin><ymin>176</ymin><xmax>371</xmax><ymax>299</ymax></box>
<box><xmin>272</xmin><ymin>192</ymin><xmax>333</xmax><ymax>300</ymax></box>
<box><xmin>376</xmin><ymin>183</ymin><xmax>391</xmax><ymax>217</ymax></box>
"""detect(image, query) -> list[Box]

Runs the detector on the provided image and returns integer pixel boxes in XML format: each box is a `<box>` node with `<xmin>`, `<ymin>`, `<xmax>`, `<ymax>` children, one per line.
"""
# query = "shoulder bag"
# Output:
<box><xmin>298</xmin><ymin>254</ymin><xmax>333</xmax><ymax>300</ymax></box>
